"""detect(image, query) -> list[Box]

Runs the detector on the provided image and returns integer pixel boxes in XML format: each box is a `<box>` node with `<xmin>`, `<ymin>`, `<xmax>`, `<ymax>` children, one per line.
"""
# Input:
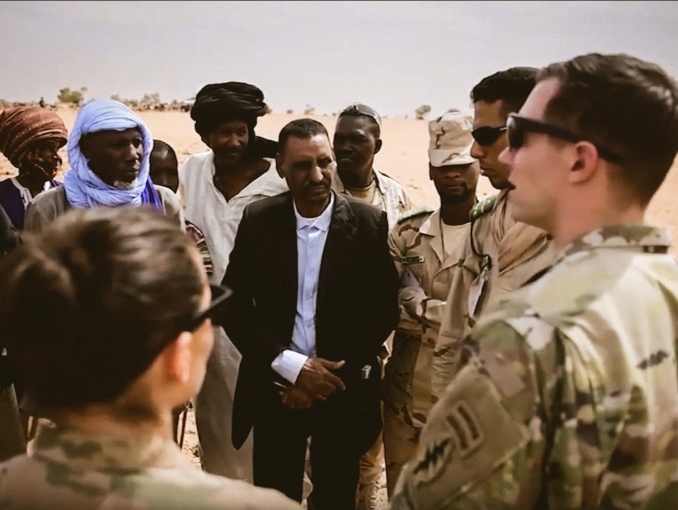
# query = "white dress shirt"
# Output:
<box><xmin>271</xmin><ymin>194</ymin><xmax>334</xmax><ymax>383</ymax></box>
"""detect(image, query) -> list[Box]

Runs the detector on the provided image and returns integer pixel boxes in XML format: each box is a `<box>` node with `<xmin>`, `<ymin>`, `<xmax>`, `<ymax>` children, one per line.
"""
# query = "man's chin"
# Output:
<box><xmin>490</xmin><ymin>177</ymin><xmax>512</xmax><ymax>190</ymax></box>
<box><xmin>113</xmin><ymin>176</ymin><xmax>141</xmax><ymax>190</ymax></box>
<box><xmin>336</xmin><ymin>161</ymin><xmax>357</xmax><ymax>174</ymax></box>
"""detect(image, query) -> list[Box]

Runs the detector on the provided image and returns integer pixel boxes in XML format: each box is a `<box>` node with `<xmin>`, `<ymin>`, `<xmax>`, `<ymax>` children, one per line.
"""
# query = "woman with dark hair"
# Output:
<box><xmin>179</xmin><ymin>82</ymin><xmax>288</xmax><ymax>481</ymax></box>
<box><xmin>0</xmin><ymin>207</ymin><xmax>299</xmax><ymax>510</ymax></box>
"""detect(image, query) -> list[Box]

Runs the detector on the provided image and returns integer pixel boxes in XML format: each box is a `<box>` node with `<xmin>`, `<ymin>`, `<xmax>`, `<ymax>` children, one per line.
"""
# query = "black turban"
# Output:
<box><xmin>191</xmin><ymin>82</ymin><xmax>269</xmax><ymax>137</ymax></box>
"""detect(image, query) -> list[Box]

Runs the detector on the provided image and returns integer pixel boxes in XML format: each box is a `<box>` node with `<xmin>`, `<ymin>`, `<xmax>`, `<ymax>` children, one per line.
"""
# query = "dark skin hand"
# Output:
<box><xmin>280</xmin><ymin>385</ymin><xmax>315</xmax><ymax>410</ymax></box>
<box><xmin>295</xmin><ymin>357</ymin><xmax>346</xmax><ymax>401</ymax></box>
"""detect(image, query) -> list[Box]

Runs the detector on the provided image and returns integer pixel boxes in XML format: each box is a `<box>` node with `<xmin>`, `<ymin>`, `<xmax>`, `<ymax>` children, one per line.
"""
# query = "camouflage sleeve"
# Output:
<box><xmin>388</xmin><ymin>221</ymin><xmax>430</xmax><ymax>334</ymax></box>
<box><xmin>388</xmin><ymin>221</ymin><xmax>407</xmax><ymax>277</ymax></box>
<box><xmin>430</xmin><ymin>256</ymin><xmax>478</xmax><ymax>399</ymax></box>
<box><xmin>393</xmin><ymin>318</ymin><xmax>561</xmax><ymax>509</ymax></box>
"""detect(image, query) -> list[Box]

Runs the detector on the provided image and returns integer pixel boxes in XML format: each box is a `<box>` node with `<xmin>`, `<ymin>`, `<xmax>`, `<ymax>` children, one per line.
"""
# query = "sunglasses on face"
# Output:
<box><xmin>471</xmin><ymin>125</ymin><xmax>507</xmax><ymax>146</ymax></box>
<box><xmin>506</xmin><ymin>114</ymin><xmax>623</xmax><ymax>163</ymax></box>
<box><xmin>181</xmin><ymin>284</ymin><xmax>232</xmax><ymax>332</ymax></box>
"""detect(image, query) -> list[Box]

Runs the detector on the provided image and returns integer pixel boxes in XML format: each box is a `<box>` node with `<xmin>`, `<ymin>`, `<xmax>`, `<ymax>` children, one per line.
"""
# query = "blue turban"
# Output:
<box><xmin>63</xmin><ymin>99</ymin><xmax>159</xmax><ymax>209</ymax></box>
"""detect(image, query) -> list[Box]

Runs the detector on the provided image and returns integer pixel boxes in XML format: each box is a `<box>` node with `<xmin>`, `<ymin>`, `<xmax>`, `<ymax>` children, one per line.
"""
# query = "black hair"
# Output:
<box><xmin>0</xmin><ymin>207</ymin><xmax>204</xmax><ymax>411</ymax></box>
<box><xmin>540</xmin><ymin>53</ymin><xmax>678</xmax><ymax>205</ymax></box>
<box><xmin>471</xmin><ymin>67</ymin><xmax>539</xmax><ymax>116</ymax></box>
<box><xmin>151</xmin><ymin>139</ymin><xmax>177</xmax><ymax>160</ymax></box>
<box><xmin>278</xmin><ymin>118</ymin><xmax>330</xmax><ymax>152</ymax></box>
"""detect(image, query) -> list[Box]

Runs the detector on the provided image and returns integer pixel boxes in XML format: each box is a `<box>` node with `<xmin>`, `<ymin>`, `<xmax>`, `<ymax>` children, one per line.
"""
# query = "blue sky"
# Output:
<box><xmin>2</xmin><ymin>1</ymin><xmax>677</xmax><ymax>118</ymax></box>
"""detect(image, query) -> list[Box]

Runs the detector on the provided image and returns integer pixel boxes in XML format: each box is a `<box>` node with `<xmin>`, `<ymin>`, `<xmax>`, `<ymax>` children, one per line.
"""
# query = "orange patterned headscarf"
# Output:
<box><xmin>0</xmin><ymin>107</ymin><xmax>67</xmax><ymax>168</ymax></box>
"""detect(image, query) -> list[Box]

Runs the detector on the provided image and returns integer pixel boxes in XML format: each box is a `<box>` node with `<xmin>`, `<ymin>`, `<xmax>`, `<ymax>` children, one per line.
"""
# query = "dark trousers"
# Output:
<box><xmin>252</xmin><ymin>390</ymin><xmax>367</xmax><ymax>510</ymax></box>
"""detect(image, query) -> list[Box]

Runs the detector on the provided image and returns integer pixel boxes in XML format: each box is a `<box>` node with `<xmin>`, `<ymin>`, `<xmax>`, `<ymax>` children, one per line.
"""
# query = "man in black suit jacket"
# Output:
<box><xmin>220</xmin><ymin>119</ymin><xmax>399</xmax><ymax>509</ymax></box>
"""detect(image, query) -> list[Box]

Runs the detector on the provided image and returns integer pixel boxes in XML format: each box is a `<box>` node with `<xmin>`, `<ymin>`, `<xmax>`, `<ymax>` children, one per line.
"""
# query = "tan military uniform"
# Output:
<box><xmin>331</xmin><ymin>167</ymin><xmax>411</xmax><ymax>229</ymax></box>
<box><xmin>392</xmin><ymin>225</ymin><xmax>678</xmax><ymax>509</ymax></box>
<box><xmin>0</xmin><ymin>423</ymin><xmax>301</xmax><ymax>510</ymax></box>
<box><xmin>332</xmin><ymin>167</ymin><xmax>410</xmax><ymax>508</ymax></box>
<box><xmin>432</xmin><ymin>189</ymin><xmax>555</xmax><ymax>397</ymax></box>
<box><xmin>382</xmin><ymin>207</ymin><xmax>472</xmax><ymax>496</ymax></box>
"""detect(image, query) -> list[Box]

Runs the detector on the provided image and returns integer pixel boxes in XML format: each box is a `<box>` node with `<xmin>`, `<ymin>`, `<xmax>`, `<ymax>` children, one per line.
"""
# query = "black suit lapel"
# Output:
<box><xmin>277</xmin><ymin>194</ymin><xmax>299</xmax><ymax>334</ymax></box>
<box><xmin>317</xmin><ymin>193</ymin><xmax>357</xmax><ymax>314</ymax></box>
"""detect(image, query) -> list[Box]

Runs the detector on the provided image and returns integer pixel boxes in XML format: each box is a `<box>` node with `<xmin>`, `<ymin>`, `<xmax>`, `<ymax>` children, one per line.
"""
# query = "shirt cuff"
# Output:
<box><xmin>271</xmin><ymin>350</ymin><xmax>309</xmax><ymax>384</ymax></box>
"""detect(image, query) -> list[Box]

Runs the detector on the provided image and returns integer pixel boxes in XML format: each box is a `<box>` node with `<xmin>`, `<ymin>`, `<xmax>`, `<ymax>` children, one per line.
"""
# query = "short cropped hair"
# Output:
<box><xmin>470</xmin><ymin>67</ymin><xmax>539</xmax><ymax>117</ymax></box>
<box><xmin>278</xmin><ymin>118</ymin><xmax>330</xmax><ymax>152</ymax></box>
<box><xmin>151</xmin><ymin>139</ymin><xmax>177</xmax><ymax>160</ymax></box>
<box><xmin>540</xmin><ymin>53</ymin><xmax>678</xmax><ymax>205</ymax></box>
<box><xmin>0</xmin><ymin>207</ymin><xmax>204</xmax><ymax>410</ymax></box>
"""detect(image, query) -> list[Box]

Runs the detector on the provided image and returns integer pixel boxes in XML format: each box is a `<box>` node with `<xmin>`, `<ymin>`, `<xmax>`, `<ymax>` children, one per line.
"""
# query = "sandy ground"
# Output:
<box><xmin>4</xmin><ymin>107</ymin><xmax>678</xmax><ymax>472</ymax></box>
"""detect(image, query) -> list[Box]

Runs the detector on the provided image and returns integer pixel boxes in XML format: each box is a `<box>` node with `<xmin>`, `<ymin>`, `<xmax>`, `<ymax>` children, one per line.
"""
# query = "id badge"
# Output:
<box><xmin>467</xmin><ymin>266</ymin><xmax>490</xmax><ymax>320</ymax></box>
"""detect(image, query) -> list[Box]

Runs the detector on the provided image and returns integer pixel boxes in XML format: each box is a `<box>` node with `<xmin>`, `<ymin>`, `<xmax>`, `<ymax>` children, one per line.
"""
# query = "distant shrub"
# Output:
<box><xmin>415</xmin><ymin>105</ymin><xmax>431</xmax><ymax>120</ymax></box>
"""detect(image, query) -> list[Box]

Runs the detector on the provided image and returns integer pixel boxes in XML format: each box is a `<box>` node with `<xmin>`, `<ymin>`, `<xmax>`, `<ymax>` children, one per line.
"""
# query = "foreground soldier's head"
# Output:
<box><xmin>0</xmin><ymin>207</ymin><xmax>218</xmax><ymax>430</ymax></box>
<box><xmin>500</xmin><ymin>53</ymin><xmax>678</xmax><ymax>246</ymax></box>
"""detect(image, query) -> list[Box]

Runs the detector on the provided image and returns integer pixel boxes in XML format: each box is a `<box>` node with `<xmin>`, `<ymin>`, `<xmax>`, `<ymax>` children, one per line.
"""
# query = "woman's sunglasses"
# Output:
<box><xmin>507</xmin><ymin>114</ymin><xmax>623</xmax><ymax>163</ymax></box>
<box><xmin>471</xmin><ymin>125</ymin><xmax>507</xmax><ymax>146</ymax></box>
<box><xmin>181</xmin><ymin>284</ymin><xmax>232</xmax><ymax>332</ymax></box>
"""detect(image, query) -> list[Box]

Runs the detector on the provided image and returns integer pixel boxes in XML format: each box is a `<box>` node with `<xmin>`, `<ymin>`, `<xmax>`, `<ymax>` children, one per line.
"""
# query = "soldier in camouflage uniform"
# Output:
<box><xmin>382</xmin><ymin>110</ymin><xmax>479</xmax><ymax>497</ymax></box>
<box><xmin>432</xmin><ymin>67</ymin><xmax>556</xmax><ymax>398</ymax></box>
<box><xmin>0</xmin><ymin>207</ymin><xmax>299</xmax><ymax>510</ymax></box>
<box><xmin>332</xmin><ymin>103</ymin><xmax>411</xmax><ymax>230</ymax></box>
<box><xmin>332</xmin><ymin>103</ymin><xmax>412</xmax><ymax>509</ymax></box>
<box><xmin>392</xmin><ymin>53</ymin><xmax>678</xmax><ymax>509</ymax></box>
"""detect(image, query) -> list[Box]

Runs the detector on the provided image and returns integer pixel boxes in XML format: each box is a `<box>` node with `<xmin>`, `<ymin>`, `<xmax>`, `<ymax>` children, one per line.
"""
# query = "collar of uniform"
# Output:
<box><xmin>560</xmin><ymin>224</ymin><xmax>672</xmax><ymax>261</ymax></box>
<box><xmin>332</xmin><ymin>167</ymin><xmax>385</xmax><ymax>196</ymax></box>
<box><xmin>30</xmin><ymin>422</ymin><xmax>191</xmax><ymax>471</ymax></box>
<box><xmin>371</xmin><ymin>168</ymin><xmax>387</xmax><ymax>194</ymax></box>
<box><xmin>418</xmin><ymin>208</ymin><xmax>441</xmax><ymax>238</ymax></box>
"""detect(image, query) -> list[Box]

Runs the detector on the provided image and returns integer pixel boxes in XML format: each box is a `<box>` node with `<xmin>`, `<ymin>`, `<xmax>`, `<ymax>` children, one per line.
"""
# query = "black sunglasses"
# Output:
<box><xmin>181</xmin><ymin>284</ymin><xmax>232</xmax><ymax>332</ymax></box>
<box><xmin>471</xmin><ymin>125</ymin><xmax>507</xmax><ymax>146</ymax></box>
<box><xmin>507</xmin><ymin>114</ymin><xmax>623</xmax><ymax>163</ymax></box>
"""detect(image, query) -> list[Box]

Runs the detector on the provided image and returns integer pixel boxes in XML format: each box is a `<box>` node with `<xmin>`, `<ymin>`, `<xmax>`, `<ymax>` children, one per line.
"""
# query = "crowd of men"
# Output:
<box><xmin>0</xmin><ymin>51</ymin><xmax>678</xmax><ymax>510</ymax></box>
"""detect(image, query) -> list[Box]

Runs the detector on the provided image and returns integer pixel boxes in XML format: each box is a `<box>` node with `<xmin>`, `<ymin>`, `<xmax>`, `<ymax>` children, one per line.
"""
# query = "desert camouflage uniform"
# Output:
<box><xmin>382</xmin><ymin>207</ymin><xmax>472</xmax><ymax>495</ymax></box>
<box><xmin>432</xmin><ymin>189</ymin><xmax>555</xmax><ymax>397</ymax></box>
<box><xmin>392</xmin><ymin>225</ymin><xmax>678</xmax><ymax>510</ymax></box>
<box><xmin>0</xmin><ymin>423</ymin><xmax>301</xmax><ymax>510</ymax></box>
<box><xmin>331</xmin><ymin>168</ymin><xmax>411</xmax><ymax>230</ymax></box>
<box><xmin>332</xmin><ymin>167</ymin><xmax>410</xmax><ymax>508</ymax></box>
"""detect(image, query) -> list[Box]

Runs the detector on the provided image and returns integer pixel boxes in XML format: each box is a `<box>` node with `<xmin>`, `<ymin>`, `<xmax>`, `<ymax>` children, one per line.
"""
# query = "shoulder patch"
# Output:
<box><xmin>469</xmin><ymin>194</ymin><xmax>499</xmax><ymax>221</ymax></box>
<box><xmin>397</xmin><ymin>206</ymin><xmax>435</xmax><ymax>224</ymax></box>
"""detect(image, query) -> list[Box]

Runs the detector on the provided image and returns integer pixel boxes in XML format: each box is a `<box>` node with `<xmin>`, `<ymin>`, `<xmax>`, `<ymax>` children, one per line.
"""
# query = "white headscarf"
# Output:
<box><xmin>63</xmin><ymin>99</ymin><xmax>153</xmax><ymax>209</ymax></box>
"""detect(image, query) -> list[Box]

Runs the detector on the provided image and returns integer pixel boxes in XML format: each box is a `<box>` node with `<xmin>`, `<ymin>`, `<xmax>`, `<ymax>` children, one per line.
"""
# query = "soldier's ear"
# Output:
<box><xmin>374</xmin><ymin>139</ymin><xmax>383</xmax><ymax>155</ymax></box>
<box><xmin>569</xmin><ymin>142</ymin><xmax>599</xmax><ymax>184</ymax></box>
<box><xmin>162</xmin><ymin>332</ymin><xmax>193</xmax><ymax>384</ymax></box>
